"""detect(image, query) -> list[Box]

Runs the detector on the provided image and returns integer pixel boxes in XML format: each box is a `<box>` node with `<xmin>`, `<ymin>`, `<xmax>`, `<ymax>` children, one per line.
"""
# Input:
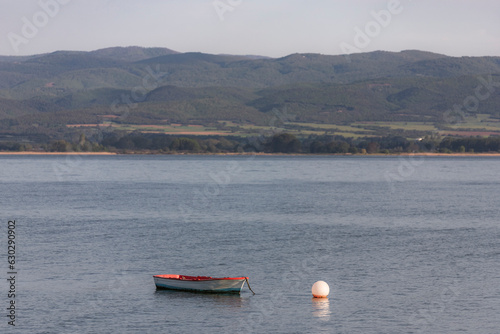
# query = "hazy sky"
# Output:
<box><xmin>1</xmin><ymin>0</ymin><xmax>499</xmax><ymax>57</ymax></box>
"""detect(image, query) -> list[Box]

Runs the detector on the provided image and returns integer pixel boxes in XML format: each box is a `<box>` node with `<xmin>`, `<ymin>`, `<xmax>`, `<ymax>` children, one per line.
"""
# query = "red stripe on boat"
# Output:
<box><xmin>153</xmin><ymin>274</ymin><xmax>248</xmax><ymax>281</ymax></box>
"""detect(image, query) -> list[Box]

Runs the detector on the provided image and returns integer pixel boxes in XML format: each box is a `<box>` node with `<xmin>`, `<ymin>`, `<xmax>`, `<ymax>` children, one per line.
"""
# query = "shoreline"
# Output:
<box><xmin>393</xmin><ymin>152</ymin><xmax>500</xmax><ymax>157</ymax></box>
<box><xmin>1</xmin><ymin>151</ymin><xmax>500</xmax><ymax>157</ymax></box>
<box><xmin>0</xmin><ymin>152</ymin><xmax>117</xmax><ymax>155</ymax></box>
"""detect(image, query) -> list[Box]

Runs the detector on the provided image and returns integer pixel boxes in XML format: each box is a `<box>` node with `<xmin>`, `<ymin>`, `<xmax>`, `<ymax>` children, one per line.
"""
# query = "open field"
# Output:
<box><xmin>68</xmin><ymin>122</ymin><xmax>233</xmax><ymax>136</ymax></box>
<box><xmin>438</xmin><ymin>131</ymin><xmax>500</xmax><ymax>136</ymax></box>
<box><xmin>441</xmin><ymin>114</ymin><xmax>500</xmax><ymax>132</ymax></box>
<box><xmin>215</xmin><ymin>121</ymin><xmax>378</xmax><ymax>138</ymax></box>
<box><xmin>354</xmin><ymin>121</ymin><xmax>438</xmax><ymax>132</ymax></box>
<box><xmin>65</xmin><ymin>114</ymin><xmax>500</xmax><ymax>139</ymax></box>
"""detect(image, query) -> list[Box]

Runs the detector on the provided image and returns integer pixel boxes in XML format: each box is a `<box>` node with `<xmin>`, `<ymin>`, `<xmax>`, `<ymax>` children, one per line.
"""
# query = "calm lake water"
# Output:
<box><xmin>1</xmin><ymin>155</ymin><xmax>500</xmax><ymax>333</ymax></box>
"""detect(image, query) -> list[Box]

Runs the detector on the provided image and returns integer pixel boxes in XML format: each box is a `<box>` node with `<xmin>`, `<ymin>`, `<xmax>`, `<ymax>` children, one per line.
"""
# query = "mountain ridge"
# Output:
<box><xmin>1</xmin><ymin>46</ymin><xmax>500</xmax><ymax>145</ymax></box>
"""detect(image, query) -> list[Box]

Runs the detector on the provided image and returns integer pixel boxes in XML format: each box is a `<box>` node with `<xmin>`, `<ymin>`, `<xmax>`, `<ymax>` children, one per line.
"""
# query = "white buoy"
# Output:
<box><xmin>312</xmin><ymin>281</ymin><xmax>330</xmax><ymax>298</ymax></box>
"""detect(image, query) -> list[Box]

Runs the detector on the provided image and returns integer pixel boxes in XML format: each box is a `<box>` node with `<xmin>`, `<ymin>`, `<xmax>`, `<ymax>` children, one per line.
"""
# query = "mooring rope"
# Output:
<box><xmin>245</xmin><ymin>278</ymin><xmax>256</xmax><ymax>295</ymax></box>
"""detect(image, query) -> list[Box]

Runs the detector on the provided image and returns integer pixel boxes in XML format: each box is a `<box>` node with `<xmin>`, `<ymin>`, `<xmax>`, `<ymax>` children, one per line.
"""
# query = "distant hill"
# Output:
<box><xmin>4</xmin><ymin>72</ymin><xmax>498</xmax><ymax>128</ymax></box>
<box><xmin>2</xmin><ymin>48</ymin><xmax>500</xmax><ymax>99</ymax></box>
<box><xmin>1</xmin><ymin>46</ymin><xmax>500</xmax><ymax>144</ymax></box>
<box><xmin>90</xmin><ymin>46</ymin><xmax>180</xmax><ymax>62</ymax></box>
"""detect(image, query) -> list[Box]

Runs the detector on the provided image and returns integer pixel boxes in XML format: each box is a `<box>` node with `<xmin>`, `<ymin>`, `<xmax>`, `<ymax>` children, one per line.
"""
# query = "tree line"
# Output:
<box><xmin>2</xmin><ymin>132</ymin><xmax>500</xmax><ymax>154</ymax></box>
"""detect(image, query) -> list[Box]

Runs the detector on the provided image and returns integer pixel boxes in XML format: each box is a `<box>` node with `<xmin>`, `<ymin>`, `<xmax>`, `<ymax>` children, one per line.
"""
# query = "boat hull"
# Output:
<box><xmin>153</xmin><ymin>275</ymin><xmax>247</xmax><ymax>293</ymax></box>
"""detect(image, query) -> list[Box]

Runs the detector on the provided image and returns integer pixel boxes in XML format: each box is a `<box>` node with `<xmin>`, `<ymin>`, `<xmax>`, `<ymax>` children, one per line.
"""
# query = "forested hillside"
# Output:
<box><xmin>1</xmin><ymin>47</ymin><xmax>500</xmax><ymax>153</ymax></box>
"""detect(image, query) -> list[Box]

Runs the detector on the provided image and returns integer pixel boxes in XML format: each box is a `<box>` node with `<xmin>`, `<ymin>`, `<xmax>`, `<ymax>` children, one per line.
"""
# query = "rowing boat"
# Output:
<box><xmin>153</xmin><ymin>274</ymin><xmax>250</xmax><ymax>294</ymax></box>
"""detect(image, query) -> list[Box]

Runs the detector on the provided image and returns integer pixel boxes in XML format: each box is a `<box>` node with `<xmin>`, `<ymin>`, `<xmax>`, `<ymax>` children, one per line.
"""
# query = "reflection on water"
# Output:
<box><xmin>154</xmin><ymin>289</ymin><xmax>248</xmax><ymax>328</ymax></box>
<box><xmin>312</xmin><ymin>298</ymin><xmax>331</xmax><ymax>320</ymax></box>
<box><xmin>155</xmin><ymin>289</ymin><xmax>244</xmax><ymax>308</ymax></box>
